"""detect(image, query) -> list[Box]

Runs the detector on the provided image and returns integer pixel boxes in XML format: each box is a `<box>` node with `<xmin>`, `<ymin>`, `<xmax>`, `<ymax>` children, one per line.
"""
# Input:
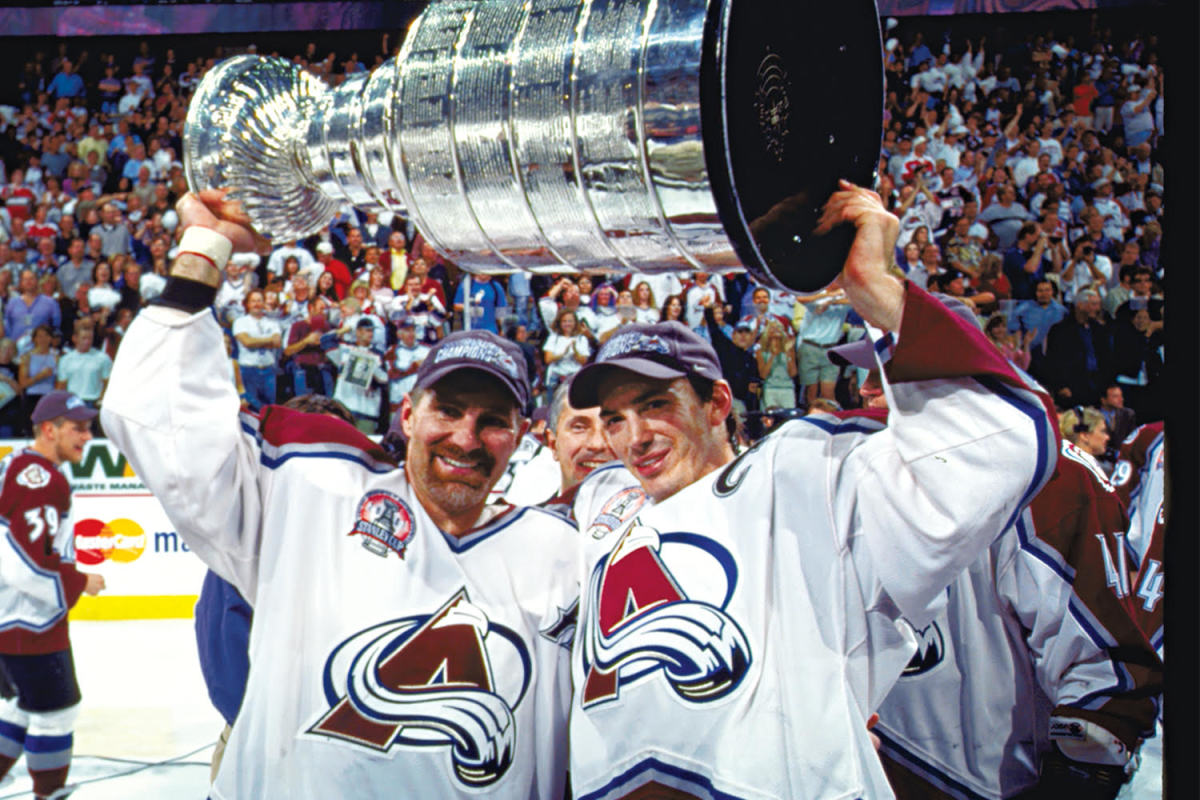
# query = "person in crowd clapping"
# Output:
<box><xmin>756</xmin><ymin>318</ymin><xmax>797</xmax><ymax>410</ymax></box>
<box><xmin>543</xmin><ymin>307</ymin><xmax>590</xmax><ymax>396</ymax></box>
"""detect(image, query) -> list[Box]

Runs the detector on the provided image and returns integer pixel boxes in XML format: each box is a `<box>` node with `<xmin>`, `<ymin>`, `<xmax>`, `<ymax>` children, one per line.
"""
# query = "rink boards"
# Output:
<box><xmin>0</xmin><ymin>439</ymin><xmax>206</xmax><ymax>620</ymax></box>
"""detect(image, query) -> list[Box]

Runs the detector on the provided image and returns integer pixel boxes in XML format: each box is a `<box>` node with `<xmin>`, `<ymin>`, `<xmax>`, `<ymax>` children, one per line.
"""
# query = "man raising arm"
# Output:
<box><xmin>101</xmin><ymin>191</ymin><xmax>578</xmax><ymax>800</ymax></box>
<box><xmin>563</xmin><ymin>181</ymin><xmax>1059</xmax><ymax>800</ymax></box>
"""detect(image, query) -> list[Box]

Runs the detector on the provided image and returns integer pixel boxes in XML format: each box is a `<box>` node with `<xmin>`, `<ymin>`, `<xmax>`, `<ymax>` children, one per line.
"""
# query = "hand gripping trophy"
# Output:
<box><xmin>184</xmin><ymin>0</ymin><xmax>883</xmax><ymax>291</ymax></box>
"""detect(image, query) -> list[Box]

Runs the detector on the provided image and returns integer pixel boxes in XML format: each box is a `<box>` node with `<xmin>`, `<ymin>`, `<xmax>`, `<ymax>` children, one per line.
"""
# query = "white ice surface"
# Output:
<box><xmin>0</xmin><ymin>619</ymin><xmax>221</xmax><ymax>799</ymax></box>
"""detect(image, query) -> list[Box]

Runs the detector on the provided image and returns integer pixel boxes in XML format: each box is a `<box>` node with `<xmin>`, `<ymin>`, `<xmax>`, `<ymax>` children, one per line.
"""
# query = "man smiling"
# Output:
<box><xmin>540</xmin><ymin>379</ymin><xmax>616</xmax><ymax>520</ymax></box>
<box><xmin>102</xmin><ymin>192</ymin><xmax>578</xmax><ymax>800</ymax></box>
<box><xmin>564</xmin><ymin>182</ymin><xmax>1059</xmax><ymax>800</ymax></box>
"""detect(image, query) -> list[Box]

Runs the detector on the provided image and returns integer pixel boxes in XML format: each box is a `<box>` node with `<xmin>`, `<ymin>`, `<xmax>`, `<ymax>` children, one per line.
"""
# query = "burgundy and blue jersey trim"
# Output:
<box><xmin>875</xmin><ymin>728</ymin><xmax>995</xmax><ymax>800</ymax></box>
<box><xmin>1014</xmin><ymin>513</ymin><xmax>1144</xmax><ymax>720</ymax></box>
<box><xmin>239</xmin><ymin>409</ymin><xmax>396</xmax><ymax>475</ymax></box>
<box><xmin>576</xmin><ymin>756</ymin><xmax>808</xmax><ymax>800</ymax></box>
<box><xmin>439</xmin><ymin>504</ymin><xmax>525</xmax><ymax>553</ymax></box>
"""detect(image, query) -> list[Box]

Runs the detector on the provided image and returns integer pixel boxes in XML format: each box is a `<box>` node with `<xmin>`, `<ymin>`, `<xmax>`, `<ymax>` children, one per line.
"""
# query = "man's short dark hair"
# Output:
<box><xmin>684</xmin><ymin>374</ymin><xmax>737</xmax><ymax>445</ymax></box>
<box><xmin>1017</xmin><ymin>222</ymin><xmax>1040</xmax><ymax>242</ymax></box>
<box><xmin>282</xmin><ymin>394</ymin><xmax>354</xmax><ymax>424</ymax></box>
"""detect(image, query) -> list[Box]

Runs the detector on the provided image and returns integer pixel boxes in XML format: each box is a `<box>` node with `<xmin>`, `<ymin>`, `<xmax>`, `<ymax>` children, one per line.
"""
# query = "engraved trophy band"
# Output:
<box><xmin>184</xmin><ymin>0</ymin><xmax>883</xmax><ymax>291</ymax></box>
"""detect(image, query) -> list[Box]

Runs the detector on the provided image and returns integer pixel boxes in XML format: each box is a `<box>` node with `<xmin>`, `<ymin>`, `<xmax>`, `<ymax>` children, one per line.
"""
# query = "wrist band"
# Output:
<box><xmin>154</xmin><ymin>276</ymin><xmax>218</xmax><ymax>314</ymax></box>
<box><xmin>178</xmin><ymin>226</ymin><xmax>234</xmax><ymax>269</ymax></box>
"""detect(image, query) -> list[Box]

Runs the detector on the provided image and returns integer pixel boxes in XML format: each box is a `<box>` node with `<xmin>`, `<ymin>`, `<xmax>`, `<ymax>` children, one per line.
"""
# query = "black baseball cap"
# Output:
<box><xmin>32</xmin><ymin>390</ymin><xmax>98</xmax><ymax>424</ymax></box>
<box><xmin>413</xmin><ymin>330</ymin><xmax>531</xmax><ymax>415</ymax></box>
<box><xmin>569</xmin><ymin>321</ymin><xmax>724</xmax><ymax>408</ymax></box>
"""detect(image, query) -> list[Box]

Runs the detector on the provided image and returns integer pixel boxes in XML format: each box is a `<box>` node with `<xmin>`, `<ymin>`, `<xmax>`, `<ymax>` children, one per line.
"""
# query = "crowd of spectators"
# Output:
<box><xmin>0</xmin><ymin>13</ymin><xmax>1164</xmax><ymax>463</ymax></box>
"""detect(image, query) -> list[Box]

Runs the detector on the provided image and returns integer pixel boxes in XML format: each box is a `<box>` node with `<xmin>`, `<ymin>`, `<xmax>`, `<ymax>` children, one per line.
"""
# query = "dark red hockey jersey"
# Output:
<box><xmin>0</xmin><ymin>448</ymin><xmax>87</xmax><ymax>654</ymax></box>
<box><xmin>1029</xmin><ymin>442</ymin><xmax>1159</xmax><ymax>746</ymax></box>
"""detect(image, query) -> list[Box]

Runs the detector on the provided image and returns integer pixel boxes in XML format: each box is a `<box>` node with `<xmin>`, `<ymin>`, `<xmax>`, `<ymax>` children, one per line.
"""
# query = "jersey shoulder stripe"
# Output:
<box><xmin>794</xmin><ymin>411</ymin><xmax>887</xmax><ymax>437</ymax></box>
<box><xmin>1060</xmin><ymin>441</ymin><xmax>1114</xmax><ymax>491</ymax></box>
<box><xmin>241</xmin><ymin>411</ymin><xmax>397</xmax><ymax>475</ymax></box>
<box><xmin>255</xmin><ymin>405</ymin><xmax>379</xmax><ymax>451</ymax></box>
<box><xmin>975</xmin><ymin>375</ymin><xmax>1058</xmax><ymax>531</ymax></box>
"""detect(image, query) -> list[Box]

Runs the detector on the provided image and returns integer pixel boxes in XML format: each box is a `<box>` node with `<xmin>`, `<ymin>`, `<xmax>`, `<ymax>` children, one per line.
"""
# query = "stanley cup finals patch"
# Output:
<box><xmin>348</xmin><ymin>490</ymin><xmax>416</xmax><ymax>559</ymax></box>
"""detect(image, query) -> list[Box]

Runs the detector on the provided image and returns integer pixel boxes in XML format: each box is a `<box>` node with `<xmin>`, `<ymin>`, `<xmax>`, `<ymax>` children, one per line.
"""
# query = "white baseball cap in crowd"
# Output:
<box><xmin>315</xmin><ymin>242</ymin><xmax>334</xmax><ymax>255</ymax></box>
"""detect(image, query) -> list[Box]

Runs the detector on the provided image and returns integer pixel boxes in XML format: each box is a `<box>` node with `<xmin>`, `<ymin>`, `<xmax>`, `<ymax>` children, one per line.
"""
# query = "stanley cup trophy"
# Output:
<box><xmin>184</xmin><ymin>0</ymin><xmax>883</xmax><ymax>291</ymax></box>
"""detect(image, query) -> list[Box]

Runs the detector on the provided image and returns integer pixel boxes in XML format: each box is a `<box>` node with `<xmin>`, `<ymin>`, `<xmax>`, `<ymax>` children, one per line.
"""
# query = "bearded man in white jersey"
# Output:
<box><xmin>563</xmin><ymin>181</ymin><xmax>1061</xmax><ymax>800</ymax></box>
<box><xmin>101</xmin><ymin>191</ymin><xmax>578</xmax><ymax>800</ymax></box>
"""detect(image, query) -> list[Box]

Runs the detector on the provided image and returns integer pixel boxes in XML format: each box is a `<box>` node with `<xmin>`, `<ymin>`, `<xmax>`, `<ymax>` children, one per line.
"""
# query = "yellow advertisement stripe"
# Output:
<box><xmin>69</xmin><ymin>595</ymin><xmax>199</xmax><ymax>621</ymax></box>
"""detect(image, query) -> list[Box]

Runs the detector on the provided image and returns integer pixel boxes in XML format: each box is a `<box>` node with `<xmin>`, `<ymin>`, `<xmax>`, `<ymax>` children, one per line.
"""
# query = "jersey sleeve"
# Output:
<box><xmin>997</xmin><ymin>456</ymin><xmax>1161</xmax><ymax>752</ymax></box>
<box><xmin>101</xmin><ymin>305</ymin><xmax>267</xmax><ymax>598</ymax></box>
<box><xmin>829</xmin><ymin>284</ymin><xmax>1060</xmax><ymax>624</ymax></box>
<box><xmin>0</xmin><ymin>521</ymin><xmax>77</xmax><ymax>631</ymax></box>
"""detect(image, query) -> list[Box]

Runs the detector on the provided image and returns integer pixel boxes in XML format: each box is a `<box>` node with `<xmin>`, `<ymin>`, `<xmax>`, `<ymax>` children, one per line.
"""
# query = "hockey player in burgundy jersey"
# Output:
<box><xmin>867</xmin><ymin>380</ymin><xmax>1160</xmax><ymax>798</ymax></box>
<box><xmin>1111</xmin><ymin>421</ymin><xmax>1164</xmax><ymax>654</ymax></box>
<box><xmin>0</xmin><ymin>391</ymin><xmax>106</xmax><ymax>800</ymax></box>
<box><xmin>563</xmin><ymin>185</ymin><xmax>1060</xmax><ymax>800</ymax></box>
<box><xmin>102</xmin><ymin>192</ymin><xmax>579</xmax><ymax>800</ymax></box>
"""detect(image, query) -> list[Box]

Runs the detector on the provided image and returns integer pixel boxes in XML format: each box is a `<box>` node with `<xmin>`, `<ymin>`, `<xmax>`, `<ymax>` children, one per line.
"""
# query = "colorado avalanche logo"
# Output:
<box><xmin>348</xmin><ymin>490</ymin><xmax>415</xmax><ymax>559</ymax></box>
<box><xmin>307</xmin><ymin>589</ymin><xmax>531</xmax><ymax>787</ymax></box>
<box><xmin>580</xmin><ymin>524</ymin><xmax>751</xmax><ymax>709</ymax></box>
<box><xmin>15</xmin><ymin>463</ymin><xmax>51</xmax><ymax>490</ymax></box>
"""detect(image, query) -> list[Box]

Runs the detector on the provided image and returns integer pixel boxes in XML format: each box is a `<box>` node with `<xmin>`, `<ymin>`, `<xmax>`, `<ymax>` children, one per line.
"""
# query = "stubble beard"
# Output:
<box><xmin>411</xmin><ymin>444</ymin><xmax>497</xmax><ymax>520</ymax></box>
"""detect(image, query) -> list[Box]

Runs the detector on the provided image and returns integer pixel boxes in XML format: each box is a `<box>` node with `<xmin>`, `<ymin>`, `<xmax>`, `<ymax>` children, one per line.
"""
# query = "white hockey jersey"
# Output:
<box><xmin>490</xmin><ymin>433</ymin><xmax>560</xmax><ymax>508</ymax></box>
<box><xmin>101</xmin><ymin>306</ymin><xmax>579</xmax><ymax>800</ymax></box>
<box><xmin>567</xmin><ymin>287</ymin><xmax>1059</xmax><ymax>800</ymax></box>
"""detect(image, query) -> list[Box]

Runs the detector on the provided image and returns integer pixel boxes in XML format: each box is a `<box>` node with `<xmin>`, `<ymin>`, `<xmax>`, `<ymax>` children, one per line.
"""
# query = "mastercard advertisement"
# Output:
<box><xmin>0</xmin><ymin>440</ymin><xmax>207</xmax><ymax>620</ymax></box>
<box><xmin>74</xmin><ymin>518</ymin><xmax>150</xmax><ymax>565</ymax></box>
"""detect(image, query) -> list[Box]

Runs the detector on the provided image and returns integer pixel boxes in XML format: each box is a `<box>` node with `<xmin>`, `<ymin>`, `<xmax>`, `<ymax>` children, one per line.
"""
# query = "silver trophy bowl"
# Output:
<box><xmin>184</xmin><ymin>0</ymin><xmax>883</xmax><ymax>291</ymax></box>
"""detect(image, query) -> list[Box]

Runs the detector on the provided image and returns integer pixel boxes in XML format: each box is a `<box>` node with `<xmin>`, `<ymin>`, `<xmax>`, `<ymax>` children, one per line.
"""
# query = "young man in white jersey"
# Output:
<box><xmin>101</xmin><ymin>191</ymin><xmax>578</xmax><ymax>800</ymax></box>
<box><xmin>563</xmin><ymin>182</ymin><xmax>1060</xmax><ymax>799</ymax></box>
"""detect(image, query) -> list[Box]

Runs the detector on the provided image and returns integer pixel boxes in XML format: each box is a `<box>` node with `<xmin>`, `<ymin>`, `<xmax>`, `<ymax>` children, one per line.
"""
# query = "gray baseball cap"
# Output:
<box><xmin>413</xmin><ymin>330</ymin><xmax>531</xmax><ymax>415</ymax></box>
<box><xmin>569</xmin><ymin>321</ymin><xmax>724</xmax><ymax>408</ymax></box>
